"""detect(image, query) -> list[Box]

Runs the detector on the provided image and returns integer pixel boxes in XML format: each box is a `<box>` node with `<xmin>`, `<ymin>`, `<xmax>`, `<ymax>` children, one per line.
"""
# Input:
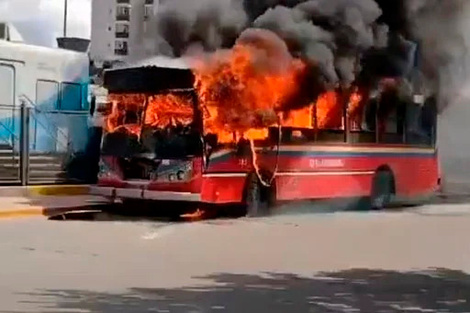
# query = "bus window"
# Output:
<box><xmin>60</xmin><ymin>82</ymin><xmax>82</xmax><ymax>111</ymax></box>
<box><xmin>421</xmin><ymin>97</ymin><xmax>437</xmax><ymax>146</ymax></box>
<box><xmin>0</xmin><ymin>64</ymin><xmax>14</xmax><ymax>106</ymax></box>
<box><xmin>36</xmin><ymin>80</ymin><xmax>59</xmax><ymax>110</ymax></box>
<box><xmin>377</xmin><ymin>89</ymin><xmax>406</xmax><ymax>144</ymax></box>
<box><xmin>314</xmin><ymin>91</ymin><xmax>346</xmax><ymax>143</ymax></box>
<box><xmin>348</xmin><ymin>98</ymin><xmax>376</xmax><ymax>144</ymax></box>
<box><xmin>405</xmin><ymin>96</ymin><xmax>436</xmax><ymax>146</ymax></box>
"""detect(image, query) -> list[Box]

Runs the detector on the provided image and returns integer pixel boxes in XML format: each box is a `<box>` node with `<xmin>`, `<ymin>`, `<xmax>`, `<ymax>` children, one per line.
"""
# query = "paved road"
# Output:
<box><xmin>1</xmin><ymin>203</ymin><xmax>470</xmax><ymax>312</ymax></box>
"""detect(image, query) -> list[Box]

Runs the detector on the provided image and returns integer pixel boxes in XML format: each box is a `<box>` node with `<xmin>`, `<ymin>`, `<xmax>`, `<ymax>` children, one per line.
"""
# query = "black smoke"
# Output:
<box><xmin>374</xmin><ymin>0</ymin><xmax>470</xmax><ymax>111</ymax></box>
<box><xmin>151</xmin><ymin>0</ymin><xmax>470</xmax><ymax>111</ymax></box>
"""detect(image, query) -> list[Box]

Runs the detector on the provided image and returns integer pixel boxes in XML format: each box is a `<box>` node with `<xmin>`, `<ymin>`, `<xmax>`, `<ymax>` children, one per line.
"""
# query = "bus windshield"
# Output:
<box><xmin>101</xmin><ymin>90</ymin><xmax>203</xmax><ymax>159</ymax></box>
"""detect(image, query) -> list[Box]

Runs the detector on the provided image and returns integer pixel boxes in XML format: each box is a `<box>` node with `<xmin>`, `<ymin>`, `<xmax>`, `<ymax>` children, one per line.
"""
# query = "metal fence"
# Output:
<box><xmin>0</xmin><ymin>101</ymin><xmax>92</xmax><ymax>185</ymax></box>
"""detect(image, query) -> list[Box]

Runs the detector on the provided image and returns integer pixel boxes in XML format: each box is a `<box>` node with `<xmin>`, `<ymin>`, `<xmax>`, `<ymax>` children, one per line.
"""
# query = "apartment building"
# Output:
<box><xmin>90</xmin><ymin>0</ymin><xmax>158</xmax><ymax>67</ymax></box>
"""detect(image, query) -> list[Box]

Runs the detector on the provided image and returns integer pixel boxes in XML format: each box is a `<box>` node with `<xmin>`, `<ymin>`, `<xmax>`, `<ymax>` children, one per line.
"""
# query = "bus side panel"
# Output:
<box><xmin>201</xmin><ymin>176</ymin><xmax>246</xmax><ymax>204</ymax></box>
<box><xmin>201</xmin><ymin>149</ymin><xmax>249</xmax><ymax>203</ymax></box>
<box><xmin>273</xmin><ymin>147</ymin><xmax>438</xmax><ymax>201</ymax></box>
<box><xmin>276</xmin><ymin>174</ymin><xmax>372</xmax><ymax>201</ymax></box>
<box><xmin>390</xmin><ymin>155</ymin><xmax>439</xmax><ymax>198</ymax></box>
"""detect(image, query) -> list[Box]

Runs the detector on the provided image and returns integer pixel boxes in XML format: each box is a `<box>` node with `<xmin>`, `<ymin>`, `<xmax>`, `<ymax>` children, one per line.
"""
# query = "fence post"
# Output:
<box><xmin>20</xmin><ymin>102</ymin><xmax>30</xmax><ymax>186</ymax></box>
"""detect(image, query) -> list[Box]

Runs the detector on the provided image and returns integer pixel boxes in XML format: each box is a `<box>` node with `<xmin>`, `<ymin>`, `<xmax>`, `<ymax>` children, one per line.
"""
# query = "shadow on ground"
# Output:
<box><xmin>20</xmin><ymin>268</ymin><xmax>470</xmax><ymax>313</ymax></box>
<box><xmin>429</xmin><ymin>194</ymin><xmax>470</xmax><ymax>205</ymax></box>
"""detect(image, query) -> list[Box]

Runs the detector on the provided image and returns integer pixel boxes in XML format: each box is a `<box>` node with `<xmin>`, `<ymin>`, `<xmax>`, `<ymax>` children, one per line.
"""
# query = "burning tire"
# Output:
<box><xmin>243</xmin><ymin>172</ymin><xmax>275</xmax><ymax>217</ymax></box>
<box><xmin>370</xmin><ymin>169</ymin><xmax>395</xmax><ymax>210</ymax></box>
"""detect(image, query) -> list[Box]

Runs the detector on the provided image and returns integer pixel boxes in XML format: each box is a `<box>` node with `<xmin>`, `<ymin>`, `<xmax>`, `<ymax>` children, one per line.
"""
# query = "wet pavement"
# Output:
<box><xmin>1</xmin><ymin>201</ymin><xmax>470</xmax><ymax>312</ymax></box>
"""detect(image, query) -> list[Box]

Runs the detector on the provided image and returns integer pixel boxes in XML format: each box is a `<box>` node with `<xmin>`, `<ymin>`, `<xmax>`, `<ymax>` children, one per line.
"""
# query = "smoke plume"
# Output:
<box><xmin>403</xmin><ymin>0</ymin><xmax>470</xmax><ymax>111</ymax></box>
<box><xmin>151</xmin><ymin>0</ymin><xmax>470</xmax><ymax>111</ymax></box>
<box><xmin>155</xmin><ymin>0</ymin><xmax>247</xmax><ymax>57</ymax></box>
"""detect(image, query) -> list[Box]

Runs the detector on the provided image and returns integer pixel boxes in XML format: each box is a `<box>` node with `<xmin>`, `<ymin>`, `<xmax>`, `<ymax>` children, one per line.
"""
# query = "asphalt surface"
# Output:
<box><xmin>2</xmin><ymin>200</ymin><xmax>470</xmax><ymax>312</ymax></box>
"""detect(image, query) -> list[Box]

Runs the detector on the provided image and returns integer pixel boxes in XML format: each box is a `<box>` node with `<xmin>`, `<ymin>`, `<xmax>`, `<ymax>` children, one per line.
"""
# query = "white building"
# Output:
<box><xmin>90</xmin><ymin>0</ymin><xmax>158</xmax><ymax>67</ymax></box>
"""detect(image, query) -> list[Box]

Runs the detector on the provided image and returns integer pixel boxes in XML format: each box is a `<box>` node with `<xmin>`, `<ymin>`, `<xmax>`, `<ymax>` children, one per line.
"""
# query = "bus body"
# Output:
<box><xmin>0</xmin><ymin>39</ymin><xmax>90</xmax><ymax>153</ymax></box>
<box><xmin>90</xmin><ymin>65</ymin><xmax>439</xmax><ymax>212</ymax></box>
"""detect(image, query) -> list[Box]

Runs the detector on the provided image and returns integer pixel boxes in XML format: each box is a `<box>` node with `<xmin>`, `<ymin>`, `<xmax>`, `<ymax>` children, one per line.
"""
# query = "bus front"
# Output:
<box><xmin>90</xmin><ymin>65</ymin><xmax>205</xmax><ymax>205</ymax></box>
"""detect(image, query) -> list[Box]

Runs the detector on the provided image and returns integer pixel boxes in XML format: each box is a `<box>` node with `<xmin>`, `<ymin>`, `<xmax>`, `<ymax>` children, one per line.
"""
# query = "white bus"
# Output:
<box><xmin>0</xmin><ymin>39</ymin><xmax>90</xmax><ymax>154</ymax></box>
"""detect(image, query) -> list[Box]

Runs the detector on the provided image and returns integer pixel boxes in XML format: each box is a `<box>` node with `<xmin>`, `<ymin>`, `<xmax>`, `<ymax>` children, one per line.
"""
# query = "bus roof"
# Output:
<box><xmin>0</xmin><ymin>40</ymin><xmax>88</xmax><ymax>62</ymax></box>
<box><xmin>104</xmin><ymin>65</ymin><xmax>195</xmax><ymax>94</ymax></box>
<box><xmin>118</xmin><ymin>56</ymin><xmax>191</xmax><ymax>70</ymax></box>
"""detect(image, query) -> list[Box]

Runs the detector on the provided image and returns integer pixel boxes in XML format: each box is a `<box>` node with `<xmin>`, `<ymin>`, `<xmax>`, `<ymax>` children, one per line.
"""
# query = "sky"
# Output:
<box><xmin>0</xmin><ymin>0</ymin><xmax>91</xmax><ymax>47</ymax></box>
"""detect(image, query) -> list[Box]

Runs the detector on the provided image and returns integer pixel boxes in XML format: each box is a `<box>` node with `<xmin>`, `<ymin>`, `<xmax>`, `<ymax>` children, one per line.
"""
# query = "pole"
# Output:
<box><xmin>19</xmin><ymin>102</ymin><xmax>30</xmax><ymax>186</ymax></box>
<box><xmin>63</xmin><ymin>0</ymin><xmax>68</xmax><ymax>37</ymax></box>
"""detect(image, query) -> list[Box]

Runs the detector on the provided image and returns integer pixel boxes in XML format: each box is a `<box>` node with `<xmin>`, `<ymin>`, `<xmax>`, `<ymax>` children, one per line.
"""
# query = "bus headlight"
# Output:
<box><xmin>163</xmin><ymin>162</ymin><xmax>192</xmax><ymax>182</ymax></box>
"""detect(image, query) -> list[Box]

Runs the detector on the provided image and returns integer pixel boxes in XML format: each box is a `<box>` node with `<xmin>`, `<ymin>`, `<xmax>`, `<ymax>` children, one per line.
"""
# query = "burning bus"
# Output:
<box><xmin>90</xmin><ymin>30</ymin><xmax>439</xmax><ymax>217</ymax></box>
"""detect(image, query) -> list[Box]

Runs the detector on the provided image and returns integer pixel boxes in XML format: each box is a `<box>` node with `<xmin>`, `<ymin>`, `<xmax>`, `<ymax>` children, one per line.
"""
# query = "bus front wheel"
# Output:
<box><xmin>370</xmin><ymin>170</ymin><xmax>395</xmax><ymax>210</ymax></box>
<box><xmin>244</xmin><ymin>173</ymin><xmax>275</xmax><ymax>217</ymax></box>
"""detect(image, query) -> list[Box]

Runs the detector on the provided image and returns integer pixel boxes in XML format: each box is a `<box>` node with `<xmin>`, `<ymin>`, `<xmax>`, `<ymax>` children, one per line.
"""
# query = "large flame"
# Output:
<box><xmin>315</xmin><ymin>91</ymin><xmax>342</xmax><ymax>129</ymax></box>
<box><xmin>105</xmin><ymin>93</ymin><xmax>195</xmax><ymax>136</ymax></box>
<box><xmin>103</xmin><ymin>43</ymin><xmax>366</xmax><ymax>144</ymax></box>
<box><xmin>313</xmin><ymin>89</ymin><xmax>363</xmax><ymax>130</ymax></box>
<box><xmin>106</xmin><ymin>94</ymin><xmax>146</xmax><ymax>136</ymax></box>
<box><xmin>145</xmin><ymin>93</ymin><xmax>194</xmax><ymax>128</ymax></box>
<box><xmin>282</xmin><ymin>106</ymin><xmax>313</xmax><ymax>128</ymax></box>
<box><xmin>347</xmin><ymin>88</ymin><xmax>364</xmax><ymax>131</ymax></box>
<box><xmin>194</xmin><ymin>43</ymin><xmax>306</xmax><ymax>141</ymax></box>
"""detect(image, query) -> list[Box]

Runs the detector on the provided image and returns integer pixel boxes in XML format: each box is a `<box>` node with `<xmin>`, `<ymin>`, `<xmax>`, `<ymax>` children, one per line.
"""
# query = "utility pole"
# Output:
<box><xmin>63</xmin><ymin>0</ymin><xmax>68</xmax><ymax>37</ymax></box>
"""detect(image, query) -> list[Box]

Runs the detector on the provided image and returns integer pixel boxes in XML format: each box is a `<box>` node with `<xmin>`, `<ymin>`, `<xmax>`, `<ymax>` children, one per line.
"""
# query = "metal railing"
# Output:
<box><xmin>0</xmin><ymin>104</ymin><xmax>21</xmax><ymax>184</ymax></box>
<box><xmin>0</xmin><ymin>98</ymin><xmax>91</xmax><ymax>185</ymax></box>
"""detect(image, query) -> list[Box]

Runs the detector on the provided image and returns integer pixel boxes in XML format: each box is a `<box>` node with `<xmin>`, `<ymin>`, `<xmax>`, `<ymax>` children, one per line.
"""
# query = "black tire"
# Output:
<box><xmin>370</xmin><ymin>170</ymin><xmax>394</xmax><ymax>210</ymax></box>
<box><xmin>244</xmin><ymin>173</ymin><xmax>274</xmax><ymax>217</ymax></box>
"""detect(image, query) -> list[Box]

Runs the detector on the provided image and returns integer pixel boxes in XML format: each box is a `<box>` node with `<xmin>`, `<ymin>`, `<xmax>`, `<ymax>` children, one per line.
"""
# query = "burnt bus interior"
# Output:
<box><xmin>101</xmin><ymin>66</ymin><xmax>202</xmax><ymax>180</ymax></box>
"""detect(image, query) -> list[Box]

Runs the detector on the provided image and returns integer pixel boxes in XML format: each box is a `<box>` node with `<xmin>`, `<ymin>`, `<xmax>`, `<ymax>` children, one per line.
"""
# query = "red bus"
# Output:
<box><xmin>90</xmin><ymin>65</ymin><xmax>439</xmax><ymax>217</ymax></box>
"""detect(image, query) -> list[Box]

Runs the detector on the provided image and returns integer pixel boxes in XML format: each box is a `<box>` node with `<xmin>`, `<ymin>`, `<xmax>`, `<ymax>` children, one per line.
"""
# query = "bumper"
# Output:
<box><xmin>90</xmin><ymin>186</ymin><xmax>201</xmax><ymax>202</ymax></box>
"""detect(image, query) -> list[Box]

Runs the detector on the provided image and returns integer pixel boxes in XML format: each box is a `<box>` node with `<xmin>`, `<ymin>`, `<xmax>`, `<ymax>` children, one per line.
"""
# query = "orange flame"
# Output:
<box><xmin>282</xmin><ymin>106</ymin><xmax>313</xmax><ymax>128</ymax></box>
<box><xmin>194</xmin><ymin>43</ymin><xmax>306</xmax><ymax>141</ymax></box>
<box><xmin>105</xmin><ymin>94</ymin><xmax>145</xmax><ymax>136</ymax></box>
<box><xmin>347</xmin><ymin>88</ymin><xmax>364</xmax><ymax>131</ymax></box>
<box><xmin>315</xmin><ymin>91</ymin><xmax>343</xmax><ymax>129</ymax></box>
<box><xmin>104</xmin><ymin>93</ymin><xmax>195</xmax><ymax>136</ymax></box>
<box><xmin>145</xmin><ymin>94</ymin><xmax>194</xmax><ymax>128</ymax></box>
<box><xmin>180</xmin><ymin>209</ymin><xmax>205</xmax><ymax>221</ymax></box>
<box><xmin>103</xmin><ymin>44</ymin><xmax>366</xmax><ymax>146</ymax></box>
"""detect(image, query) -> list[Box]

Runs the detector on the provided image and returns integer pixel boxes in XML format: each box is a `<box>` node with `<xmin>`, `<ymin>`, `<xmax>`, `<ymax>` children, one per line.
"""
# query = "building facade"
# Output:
<box><xmin>90</xmin><ymin>0</ymin><xmax>158</xmax><ymax>67</ymax></box>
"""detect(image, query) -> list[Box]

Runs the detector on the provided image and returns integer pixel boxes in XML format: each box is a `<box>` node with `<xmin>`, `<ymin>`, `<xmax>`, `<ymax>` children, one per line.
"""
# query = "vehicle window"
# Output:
<box><xmin>36</xmin><ymin>80</ymin><xmax>59</xmax><ymax>110</ymax></box>
<box><xmin>314</xmin><ymin>91</ymin><xmax>346</xmax><ymax>143</ymax></box>
<box><xmin>376</xmin><ymin>88</ymin><xmax>406</xmax><ymax>144</ymax></box>
<box><xmin>0</xmin><ymin>64</ymin><xmax>14</xmax><ymax>106</ymax></box>
<box><xmin>60</xmin><ymin>82</ymin><xmax>82</xmax><ymax>111</ymax></box>
<box><xmin>348</xmin><ymin>90</ymin><xmax>377</xmax><ymax>144</ymax></box>
<box><xmin>405</xmin><ymin>96</ymin><xmax>436</xmax><ymax>146</ymax></box>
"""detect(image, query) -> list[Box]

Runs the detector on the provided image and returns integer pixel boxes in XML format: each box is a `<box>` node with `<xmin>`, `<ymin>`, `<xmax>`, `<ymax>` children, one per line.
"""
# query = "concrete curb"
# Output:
<box><xmin>0</xmin><ymin>207</ymin><xmax>43</xmax><ymax>219</ymax></box>
<box><xmin>0</xmin><ymin>205</ymin><xmax>97</xmax><ymax>220</ymax></box>
<box><xmin>0</xmin><ymin>185</ymin><xmax>90</xmax><ymax>197</ymax></box>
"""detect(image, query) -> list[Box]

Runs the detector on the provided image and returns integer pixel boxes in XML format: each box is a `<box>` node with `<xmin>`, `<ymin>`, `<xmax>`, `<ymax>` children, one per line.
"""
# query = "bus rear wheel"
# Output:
<box><xmin>370</xmin><ymin>170</ymin><xmax>394</xmax><ymax>210</ymax></box>
<box><xmin>244</xmin><ymin>173</ymin><xmax>274</xmax><ymax>217</ymax></box>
